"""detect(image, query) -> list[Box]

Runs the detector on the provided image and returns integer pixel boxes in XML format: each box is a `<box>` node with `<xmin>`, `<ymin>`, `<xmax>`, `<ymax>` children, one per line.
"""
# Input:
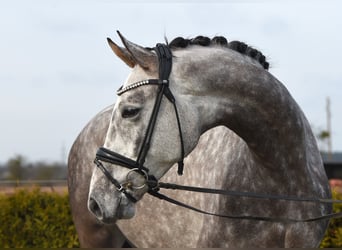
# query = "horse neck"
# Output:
<box><xmin>174</xmin><ymin>47</ymin><xmax>312</xmax><ymax>170</ymax></box>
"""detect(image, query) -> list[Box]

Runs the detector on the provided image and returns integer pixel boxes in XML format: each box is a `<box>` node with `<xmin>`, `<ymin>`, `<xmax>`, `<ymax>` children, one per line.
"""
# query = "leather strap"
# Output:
<box><xmin>136</xmin><ymin>81</ymin><xmax>167</xmax><ymax>169</ymax></box>
<box><xmin>156</xmin><ymin>182</ymin><xmax>342</xmax><ymax>203</ymax></box>
<box><xmin>155</xmin><ymin>43</ymin><xmax>185</xmax><ymax>175</ymax></box>
<box><xmin>96</xmin><ymin>147</ymin><xmax>149</xmax><ymax>173</ymax></box>
<box><xmin>148</xmin><ymin>189</ymin><xmax>342</xmax><ymax>222</ymax></box>
<box><xmin>94</xmin><ymin>157</ymin><xmax>138</xmax><ymax>203</ymax></box>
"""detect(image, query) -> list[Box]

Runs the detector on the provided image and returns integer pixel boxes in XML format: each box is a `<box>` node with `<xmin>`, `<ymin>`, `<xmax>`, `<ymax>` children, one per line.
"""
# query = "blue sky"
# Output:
<box><xmin>0</xmin><ymin>0</ymin><xmax>341</xmax><ymax>164</ymax></box>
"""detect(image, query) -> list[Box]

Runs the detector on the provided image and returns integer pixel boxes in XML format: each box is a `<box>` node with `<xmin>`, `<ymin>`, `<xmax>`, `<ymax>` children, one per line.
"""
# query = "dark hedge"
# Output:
<box><xmin>320</xmin><ymin>189</ymin><xmax>342</xmax><ymax>248</ymax></box>
<box><xmin>0</xmin><ymin>187</ymin><xmax>340</xmax><ymax>248</ymax></box>
<box><xmin>0</xmin><ymin>188</ymin><xmax>79</xmax><ymax>248</ymax></box>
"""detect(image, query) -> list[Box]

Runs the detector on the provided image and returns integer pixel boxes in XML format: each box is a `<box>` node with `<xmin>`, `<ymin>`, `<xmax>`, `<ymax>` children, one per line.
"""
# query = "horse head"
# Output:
<box><xmin>87</xmin><ymin>32</ymin><xmax>201</xmax><ymax>224</ymax></box>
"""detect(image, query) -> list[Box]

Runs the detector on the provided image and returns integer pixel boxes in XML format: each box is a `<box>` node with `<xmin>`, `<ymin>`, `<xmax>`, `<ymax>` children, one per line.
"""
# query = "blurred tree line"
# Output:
<box><xmin>0</xmin><ymin>155</ymin><xmax>67</xmax><ymax>181</ymax></box>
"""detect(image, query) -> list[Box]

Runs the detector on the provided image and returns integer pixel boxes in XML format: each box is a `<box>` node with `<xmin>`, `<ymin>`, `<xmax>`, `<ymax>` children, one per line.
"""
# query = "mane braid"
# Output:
<box><xmin>168</xmin><ymin>35</ymin><xmax>269</xmax><ymax>70</ymax></box>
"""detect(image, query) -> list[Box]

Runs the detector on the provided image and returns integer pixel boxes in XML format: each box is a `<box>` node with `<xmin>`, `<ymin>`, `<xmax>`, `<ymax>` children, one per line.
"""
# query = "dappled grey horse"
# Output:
<box><xmin>68</xmin><ymin>32</ymin><xmax>332</xmax><ymax>247</ymax></box>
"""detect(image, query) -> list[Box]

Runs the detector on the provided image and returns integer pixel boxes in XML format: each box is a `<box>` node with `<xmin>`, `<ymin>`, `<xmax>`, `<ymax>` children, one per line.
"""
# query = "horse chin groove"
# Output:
<box><xmin>116</xmin><ymin>201</ymin><xmax>136</xmax><ymax>220</ymax></box>
<box><xmin>101</xmin><ymin>216</ymin><xmax>118</xmax><ymax>225</ymax></box>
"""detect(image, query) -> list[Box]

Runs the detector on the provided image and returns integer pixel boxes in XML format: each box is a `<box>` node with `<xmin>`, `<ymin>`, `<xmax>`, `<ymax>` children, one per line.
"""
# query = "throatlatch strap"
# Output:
<box><xmin>155</xmin><ymin>43</ymin><xmax>185</xmax><ymax>175</ymax></box>
<box><xmin>135</xmin><ymin>44</ymin><xmax>185</xmax><ymax>175</ymax></box>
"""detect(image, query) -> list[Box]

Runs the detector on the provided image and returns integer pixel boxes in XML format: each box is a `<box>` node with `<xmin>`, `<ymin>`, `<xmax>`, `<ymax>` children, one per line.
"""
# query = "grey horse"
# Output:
<box><xmin>68</xmin><ymin>32</ymin><xmax>331</xmax><ymax>247</ymax></box>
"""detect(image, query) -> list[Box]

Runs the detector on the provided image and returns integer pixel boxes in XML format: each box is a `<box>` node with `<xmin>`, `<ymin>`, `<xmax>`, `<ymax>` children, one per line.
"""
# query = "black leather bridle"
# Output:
<box><xmin>94</xmin><ymin>43</ymin><xmax>185</xmax><ymax>203</ymax></box>
<box><xmin>94</xmin><ymin>42</ymin><xmax>342</xmax><ymax>222</ymax></box>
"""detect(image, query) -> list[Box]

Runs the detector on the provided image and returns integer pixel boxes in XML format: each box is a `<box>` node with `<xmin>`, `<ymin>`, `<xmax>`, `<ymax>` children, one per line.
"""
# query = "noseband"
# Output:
<box><xmin>94</xmin><ymin>43</ymin><xmax>185</xmax><ymax>203</ymax></box>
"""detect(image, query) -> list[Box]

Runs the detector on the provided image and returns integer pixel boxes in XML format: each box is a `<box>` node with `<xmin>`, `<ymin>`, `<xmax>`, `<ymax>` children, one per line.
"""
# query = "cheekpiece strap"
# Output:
<box><xmin>115</xmin><ymin>43</ymin><xmax>185</xmax><ymax>176</ymax></box>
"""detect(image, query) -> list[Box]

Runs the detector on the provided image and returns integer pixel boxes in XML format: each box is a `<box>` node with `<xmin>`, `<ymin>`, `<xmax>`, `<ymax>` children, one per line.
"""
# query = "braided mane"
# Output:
<box><xmin>168</xmin><ymin>36</ymin><xmax>269</xmax><ymax>70</ymax></box>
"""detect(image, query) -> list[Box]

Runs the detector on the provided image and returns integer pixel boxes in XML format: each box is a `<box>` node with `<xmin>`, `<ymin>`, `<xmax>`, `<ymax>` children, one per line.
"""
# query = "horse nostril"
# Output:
<box><xmin>88</xmin><ymin>197</ymin><xmax>103</xmax><ymax>219</ymax></box>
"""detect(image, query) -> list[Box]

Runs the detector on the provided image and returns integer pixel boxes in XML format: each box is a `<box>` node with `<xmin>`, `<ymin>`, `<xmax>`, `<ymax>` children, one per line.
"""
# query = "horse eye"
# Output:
<box><xmin>122</xmin><ymin>107</ymin><xmax>141</xmax><ymax>118</ymax></box>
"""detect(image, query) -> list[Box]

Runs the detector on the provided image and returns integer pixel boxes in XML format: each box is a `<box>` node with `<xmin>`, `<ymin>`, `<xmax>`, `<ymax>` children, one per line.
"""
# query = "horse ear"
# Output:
<box><xmin>116</xmin><ymin>30</ymin><xmax>157</xmax><ymax>71</ymax></box>
<box><xmin>107</xmin><ymin>38</ymin><xmax>135</xmax><ymax>68</ymax></box>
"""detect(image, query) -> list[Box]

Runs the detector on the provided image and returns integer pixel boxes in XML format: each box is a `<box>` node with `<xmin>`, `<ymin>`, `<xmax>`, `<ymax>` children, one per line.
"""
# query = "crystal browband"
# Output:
<box><xmin>117</xmin><ymin>79</ymin><xmax>169</xmax><ymax>96</ymax></box>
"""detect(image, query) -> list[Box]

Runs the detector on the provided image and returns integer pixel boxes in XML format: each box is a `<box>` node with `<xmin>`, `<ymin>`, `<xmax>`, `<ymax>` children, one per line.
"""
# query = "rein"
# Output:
<box><xmin>147</xmin><ymin>181</ymin><xmax>342</xmax><ymax>223</ymax></box>
<box><xmin>94</xmin><ymin>43</ymin><xmax>342</xmax><ymax>223</ymax></box>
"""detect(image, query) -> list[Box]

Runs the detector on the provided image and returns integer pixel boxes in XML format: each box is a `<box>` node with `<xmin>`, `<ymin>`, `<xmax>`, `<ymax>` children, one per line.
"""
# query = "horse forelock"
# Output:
<box><xmin>166</xmin><ymin>35</ymin><xmax>269</xmax><ymax>70</ymax></box>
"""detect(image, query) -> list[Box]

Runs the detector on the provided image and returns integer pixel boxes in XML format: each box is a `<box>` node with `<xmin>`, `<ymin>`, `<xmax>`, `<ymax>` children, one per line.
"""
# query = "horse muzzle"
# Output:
<box><xmin>88</xmin><ymin>189</ymin><xmax>136</xmax><ymax>224</ymax></box>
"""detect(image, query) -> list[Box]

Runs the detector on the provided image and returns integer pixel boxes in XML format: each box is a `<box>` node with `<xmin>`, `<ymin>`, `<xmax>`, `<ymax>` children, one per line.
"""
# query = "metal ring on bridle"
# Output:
<box><xmin>124</xmin><ymin>168</ymin><xmax>149</xmax><ymax>190</ymax></box>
